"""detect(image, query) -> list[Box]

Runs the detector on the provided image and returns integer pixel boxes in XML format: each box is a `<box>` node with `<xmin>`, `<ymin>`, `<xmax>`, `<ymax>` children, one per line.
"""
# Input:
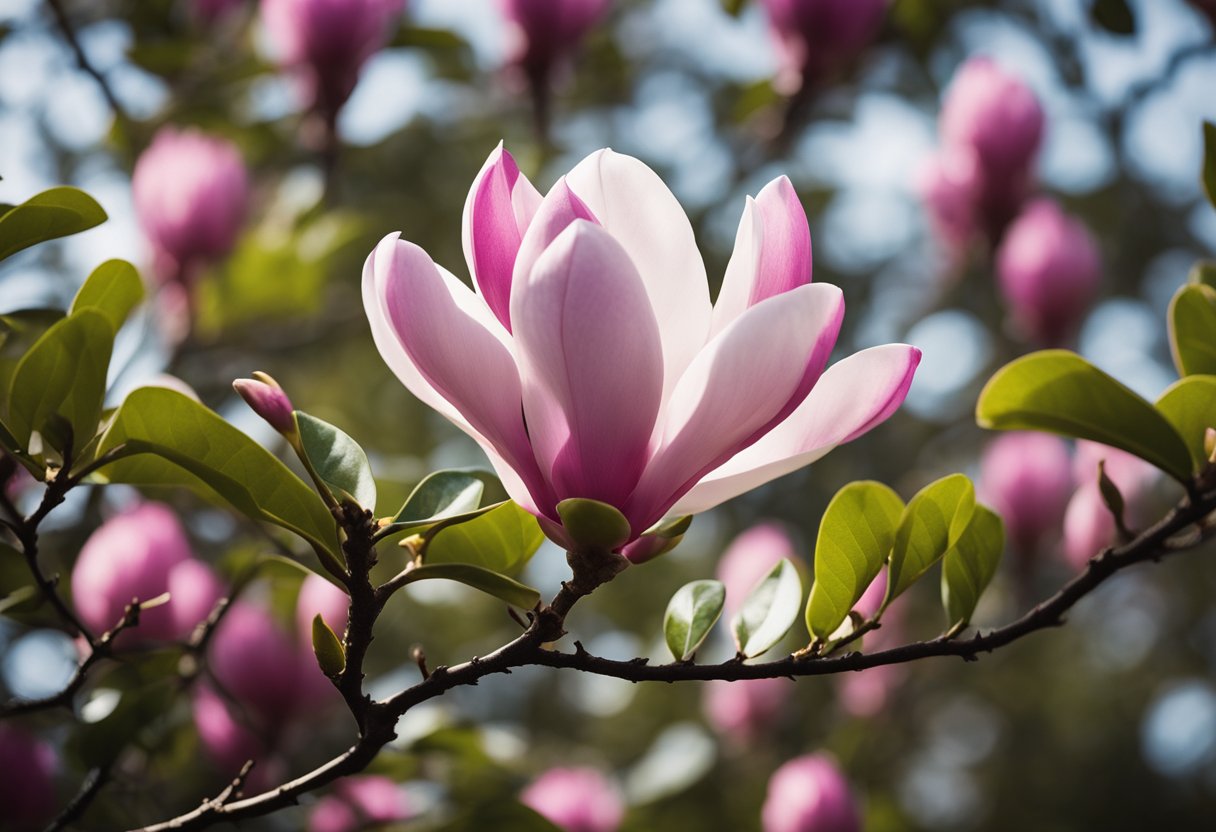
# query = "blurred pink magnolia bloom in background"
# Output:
<box><xmin>996</xmin><ymin>199</ymin><xmax>1102</xmax><ymax>345</ymax></box>
<box><xmin>0</xmin><ymin>724</ymin><xmax>58</xmax><ymax>832</ymax></box>
<box><xmin>500</xmin><ymin>0</ymin><xmax>610</xmax><ymax>81</ymax></box>
<box><xmin>520</xmin><ymin>766</ymin><xmax>625</xmax><ymax>832</ymax></box>
<box><xmin>704</xmin><ymin>676</ymin><xmax>792</xmax><ymax>744</ymax></box>
<box><xmin>132</xmin><ymin>126</ymin><xmax>249</xmax><ymax>285</ymax></box>
<box><xmin>70</xmin><ymin>503</ymin><xmax>223</xmax><ymax>644</ymax></box>
<box><xmin>364</xmin><ymin>145</ymin><xmax>920</xmax><ymax>556</ymax></box>
<box><xmin>716</xmin><ymin>522</ymin><xmax>801</xmax><ymax>615</ymax></box>
<box><xmin>762</xmin><ymin>753</ymin><xmax>861</xmax><ymax>832</ymax></box>
<box><xmin>835</xmin><ymin>570</ymin><xmax>906</xmax><ymax>717</ymax></box>
<box><xmin>1062</xmin><ymin>440</ymin><xmax>1157</xmax><ymax>570</ymax></box>
<box><xmin>760</xmin><ymin>0</ymin><xmax>886</xmax><ymax>93</ymax></box>
<box><xmin>308</xmin><ymin>775</ymin><xmax>412</xmax><ymax>832</ymax></box>
<box><xmin>979</xmin><ymin>431</ymin><xmax>1074</xmax><ymax>556</ymax></box>
<box><xmin>260</xmin><ymin>0</ymin><xmax>405</xmax><ymax>115</ymax></box>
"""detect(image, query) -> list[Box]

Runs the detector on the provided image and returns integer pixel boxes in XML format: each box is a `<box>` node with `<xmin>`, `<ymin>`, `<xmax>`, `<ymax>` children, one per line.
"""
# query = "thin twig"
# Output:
<box><xmin>42</xmin><ymin>765</ymin><xmax>111</xmax><ymax>832</ymax></box>
<box><xmin>44</xmin><ymin>0</ymin><xmax>131</xmax><ymax>127</ymax></box>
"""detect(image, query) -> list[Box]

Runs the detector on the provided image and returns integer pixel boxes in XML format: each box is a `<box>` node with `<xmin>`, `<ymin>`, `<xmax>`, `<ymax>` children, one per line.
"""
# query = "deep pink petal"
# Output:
<box><xmin>512</xmin><ymin>177</ymin><xmax>599</xmax><ymax>296</ymax></box>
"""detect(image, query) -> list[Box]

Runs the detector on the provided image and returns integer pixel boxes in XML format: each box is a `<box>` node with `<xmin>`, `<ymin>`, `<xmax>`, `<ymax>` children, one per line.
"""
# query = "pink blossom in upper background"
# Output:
<box><xmin>520</xmin><ymin>767</ymin><xmax>624</xmax><ymax>832</ymax></box>
<box><xmin>71</xmin><ymin>503</ymin><xmax>223</xmax><ymax>644</ymax></box>
<box><xmin>979</xmin><ymin>432</ymin><xmax>1074</xmax><ymax>555</ymax></box>
<box><xmin>308</xmin><ymin>776</ymin><xmax>411</xmax><ymax>832</ymax></box>
<box><xmin>364</xmin><ymin>145</ymin><xmax>920</xmax><ymax>557</ymax></box>
<box><xmin>716</xmin><ymin>523</ymin><xmax>800</xmax><ymax>615</ymax></box>
<box><xmin>996</xmin><ymin>200</ymin><xmax>1101</xmax><ymax>345</ymax></box>
<box><xmin>500</xmin><ymin>0</ymin><xmax>610</xmax><ymax>81</ymax></box>
<box><xmin>704</xmin><ymin>677</ymin><xmax>792</xmax><ymax>745</ymax></box>
<box><xmin>1062</xmin><ymin>441</ymin><xmax>1158</xmax><ymax>570</ymax></box>
<box><xmin>760</xmin><ymin>0</ymin><xmax>887</xmax><ymax>94</ymax></box>
<box><xmin>940</xmin><ymin>57</ymin><xmax>1043</xmax><ymax>182</ymax></box>
<box><xmin>0</xmin><ymin>724</ymin><xmax>57</xmax><ymax>832</ymax></box>
<box><xmin>260</xmin><ymin>0</ymin><xmax>405</xmax><ymax>116</ymax></box>
<box><xmin>132</xmin><ymin>127</ymin><xmax>249</xmax><ymax>285</ymax></box>
<box><xmin>762</xmin><ymin>753</ymin><xmax>861</xmax><ymax>832</ymax></box>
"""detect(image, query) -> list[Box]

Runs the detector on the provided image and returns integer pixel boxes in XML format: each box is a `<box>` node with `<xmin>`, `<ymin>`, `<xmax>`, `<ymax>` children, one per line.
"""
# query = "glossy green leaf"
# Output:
<box><xmin>6</xmin><ymin>309</ymin><xmax>113</xmax><ymax>456</ymax></box>
<box><xmin>1169</xmin><ymin>284</ymin><xmax>1216</xmax><ymax>378</ymax></box>
<box><xmin>95</xmin><ymin>387</ymin><xmax>340</xmax><ymax>570</ymax></box>
<box><xmin>1156</xmin><ymin>375</ymin><xmax>1216</xmax><ymax>468</ymax></box>
<box><xmin>806</xmin><ymin>481</ymin><xmax>904</xmax><ymax>640</ymax></box>
<box><xmin>0</xmin><ymin>186</ymin><xmax>106</xmax><ymax>262</ymax></box>
<box><xmin>396</xmin><ymin>562</ymin><xmax>541</xmax><ymax>609</ymax></box>
<box><xmin>941</xmin><ymin>504</ymin><xmax>1005</xmax><ymax>627</ymax></box>
<box><xmin>70</xmin><ymin>259</ymin><xmax>144</xmax><ymax>331</ymax></box>
<box><xmin>387</xmin><ymin>469</ymin><xmax>499</xmax><ymax>534</ymax></box>
<box><xmin>886</xmin><ymin>474</ymin><xmax>976</xmax><ymax>604</ymax></box>
<box><xmin>976</xmin><ymin>350</ymin><xmax>1194</xmax><ymax>483</ymax></box>
<box><xmin>732</xmin><ymin>558</ymin><xmax>802</xmax><ymax>658</ymax></box>
<box><xmin>311</xmin><ymin>613</ymin><xmax>346</xmax><ymax>676</ymax></box>
<box><xmin>628</xmin><ymin>515</ymin><xmax>694</xmax><ymax>563</ymax></box>
<box><xmin>664</xmin><ymin>580</ymin><xmax>725</xmax><ymax>661</ymax></box>
<box><xmin>1190</xmin><ymin>260</ymin><xmax>1216</xmax><ymax>291</ymax></box>
<box><xmin>425</xmin><ymin>500</ymin><xmax>544</xmax><ymax>575</ymax></box>
<box><xmin>1204</xmin><ymin>121</ymin><xmax>1216</xmax><ymax>210</ymax></box>
<box><xmin>556</xmin><ymin>498</ymin><xmax>631</xmax><ymax>550</ymax></box>
<box><xmin>296</xmin><ymin>411</ymin><xmax>377</xmax><ymax>510</ymax></box>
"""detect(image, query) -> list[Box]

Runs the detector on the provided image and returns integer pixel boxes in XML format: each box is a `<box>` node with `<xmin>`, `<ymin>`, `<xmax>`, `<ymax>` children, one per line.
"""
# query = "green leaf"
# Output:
<box><xmin>70</xmin><ymin>259</ymin><xmax>144</xmax><ymax>331</ymax></box>
<box><xmin>425</xmin><ymin>501</ymin><xmax>544</xmax><ymax>575</ymax></box>
<box><xmin>396</xmin><ymin>562</ymin><xmax>541</xmax><ymax>609</ymax></box>
<box><xmin>0</xmin><ymin>186</ymin><xmax>107</xmax><ymax>262</ymax></box>
<box><xmin>941</xmin><ymin>505</ymin><xmax>1005</xmax><ymax>627</ymax></box>
<box><xmin>1156</xmin><ymin>375</ymin><xmax>1216</xmax><ymax>468</ymax></box>
<box><xmin>1190</xmin><ymin>260</ymin><xmax>1216</xmax><ymax>291</ymax></box>
<box><xmin>1204</xmin><ymin>121</ymin><xmax>1216</xmax><ymax>210</ymax></box>
<box><xmin>976</xmin><ymin>350</ymin><xmax>1194</xmax><ymax>483</ymax></box>
<box><xmin>886</xmin><ymin>474</ymin><xmax>976</xmax><ymax>604</ymax></box>
<box><xmin>806</xmin><ymin>481</ymin><xmax>904</xmax><ymax>640</ymax></box>
<box><xmin>384</xmin><ymin>469</ymin><xmax>501</xmax><ymax>535</ymax></box>
<box><xmin>95</xmin><ymin>387</ymin><xmax>340</xmax><ymax>571</ymax></box>
<box><xmin>732</xmin><ymin>558</ymin><xmax>802</xmax><ymax>658</ymax></box>
<box><xmin>311</xmin><ymin>613</ymin><xmax>346</xmax><ymax>676</ymax></box>
<box><xmin>628</xmin><ymin>515</ymin><xmax>694</xmax><ymax>563</ymax></box>
<box><xmin>556</xmin><ymin>498</ymin><xmax>631</xmax><ymax>550</ymax></box>
<box><xmin>1168</xmin><ymin>284</ymin><xmax>1216</xmax><ymax>378</ymax></box>
<box><xmin>6</xmin><ymin>309</ymin><xmax>113</xmax><ymax>457</ymax></box>
<box><xmin>296</xmin><ymin>411</ymin><xmax>377</xmax><ymax>510</ymax></box>
<box><xmin>664</xmin><ymin>580</ymin><xmax>725</xmax><ymax>661</ymax></box>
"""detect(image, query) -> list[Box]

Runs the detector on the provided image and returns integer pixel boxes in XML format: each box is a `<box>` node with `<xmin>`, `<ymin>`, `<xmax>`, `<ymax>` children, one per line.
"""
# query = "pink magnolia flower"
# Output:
<box><xmin>0</xmin><ymin>724</ymin><xmax>57</xmax><ymax>831</ymax></box>
<box><xmin>309</xmin><ymin>776</ymin><xmax>411</xmax><ymax>832</ymax></box>
<box><xmin>704</xmin><ymin>677</ymin><xmax>792</xmax><ymax>744</ymax></box>
<box><xmin>260</xmin><ymin>0</ymin><xmax>405</xmax><ymax>115</ymax></box>
<box><xmin>500</xmin><ymin>0</ymin><xmax>610</xmax><ymax>81</ymax></box>
<box><xmin>940</xmin><ymin>57</ymin><xmax>1043</xmax><ymax>183</ymax></box>
<box><xmin>71</xmin><ymin>503</ymin><xmax>223</xmax><ymax>644</ymax></box>
<box><xmin>762</xmin><ymin>754</ymin><xmax>861</xmax><ymax>832</ymax></box>
<box><xmin>520</xmin><ymin>767</ymin><xmax>624</xmax><ymax>832</ymax></box>
<box><xmin>979</xmin><ymin>432</ymin><xmax>1074</xmax><ymax>555</ymax></box>
<box><xmin>996</xmin><ymin>200</ymin><xmax>1101</xmax><ymax>345</ymax></box>
<box><xmin>836</xmin><ymin>571</ymin><xmax>906</xmax><ymax>717</ymax></box>
<box><xmin>363</xmin><ymin>146</ymin><xmax>920</xmax><ymax>557</ymax></box>
<box><xmin>132</xmin><ymin>127</ymin><xmax>249</xmax><ymax>284</ymax></box>
<box><xmin>716</xmin><ymin>523</ymin><xmax>800</xmax><ymax>616</ymax></box>
<box><xmin>760</xmin><ymin>0</ymin><xmax>887</xmax><ymax>93</ymax></box>
<box><xmin>1062</xmin><ymin>441</ymin><xmax>1156</xmax><ymax>570</ymax></box>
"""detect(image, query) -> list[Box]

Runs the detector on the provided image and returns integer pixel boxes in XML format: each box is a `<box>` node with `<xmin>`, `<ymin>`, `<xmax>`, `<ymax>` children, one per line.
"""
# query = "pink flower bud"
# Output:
<box><xmin>1062</xmin><ymin>483</ymin><xmax>1112</xmax><ymax>571</ymax></box>
<box><xmin>192</xmin><ymin>684</ymin><xmax>265</xmax><ymax>772</ymax></box>
<box><xmin>996</xmin><ymin>200</ymin><xmax>1101</xmax><ymax>345</ymax></box>
<box><xmin>762</xmin><ymin>754</ymin><xmax>860</xmax><ymax>832</ymax></box>
<box><xmin>260</xmin><ymin>0</ymin><xmax>405</xmax><ymax>115</ymax></box>
<box><xmin>704</xmin><ymin>677</ymin><xmax>791</xmax><ymax>744</ymax></box>
<box><xmin>520</xmin><ymin>767</ymin><xmax>624</xmax><ymax>832</ymax></box>
<box><xmin>71</xmin><ymin>503</ymin><xmax>221</xmax><ymax>644</ymax></box>
<box><xmin>233</xmin><ymin>374</ymin><xmax>297</xmax><ymax>436</ymax></box>
<box><xmin>940</xmin><ymin>57</ymin><xmax>1043</xmax><ymax>180</ymax></box>
<box><xmin>132</xmin><ymin>127</ymin><xmax>248</xmax><ymax>283</ymax></box>
<box><xmin>916</xmin><ymin>147</ymin><xmax>980</xmax><ymax>256</ymax></box>
<box><xmin>209</xmin><ymin>603</ymin><xmax>317</xmax><ymax>727</ymax></box>
<box><xmin>308</xmin><ymin>776</ymin><xmax>411</xmax><ymax>832</ymax></box>
<box><xmin>500</xmin><ymin>0</ymin><xmax>610</xmax><ymax>81</ymax></box>
<box><xmin>979</xmin><ymin>432</ymin><xmax>1073</xmax><ymax>555</ymax></box>
<box><xmin>0</xmin><ymin>724</ymin><xmax>57</xmax><ymax>831</ymax></box>
<box><xmin>715</xmin><ymin>523</ymin><xmax>801</xmax><ymax>617</ymax></box>
<box><xmin>761</xmin><ymin>0</ymin><xmax>886</xmax><ymax>93</ymax></box>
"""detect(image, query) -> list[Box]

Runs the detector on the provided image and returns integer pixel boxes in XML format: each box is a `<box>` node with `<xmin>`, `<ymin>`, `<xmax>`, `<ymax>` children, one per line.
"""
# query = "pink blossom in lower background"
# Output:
<box><xmin>308</xmin><ymin>776</ymin><xmax>411</xmax><ymax>832</ymax></box>
<box><xmin>520</xmin><ymin>767</ymin><xmax>624</xmax><ymax>832</ymax></box>
<box><xmin>70</xmin><ymin>503</ymin><xmax>223</xmax><ymax>644</ymax></box>
<box><xmin>704</xmin><ymin>677</ymin><xmax>792</xmax><ymax>745</ymax></box>
<box><xmin>716</xmin><ymin>523</ymin><xmax>801</xmax><ymax>616</ymax></box>
<box><xmin>762</xmin><ymin>753</ymin><xmax>860</xmax><ymax>832</ymax></box>
<box><xmin>499</xmin><ymin>0</ymin><xmax>610</xmax><ymax>82</ymax></box>
<box><xmin>0</xmin><ymin>724</ymin><xmax>57</xmax><ymax>832</ymax></box>
<box><xmin>996</xmin><ymin>200</ymin><xmax>1101</xmax><ymax>345</ymax></box>
<box><xmin>979</xmin><ymin>432</ymin><xmax>1074</xmax><ymax>555</ymax></box>
<box><xmin>1062</xmin><ymin>441</ymin><xmax>1158</xmax><ymax>570</ymax></box>
<box><xmin>760</xmin><ymin>0</ymin><xmax>886</xmax><ymax>93</ymax></box>
<box><xmin>131</xmin><ymin>127</ymin><xmax>249</xmax><ymax>285</ymax></box>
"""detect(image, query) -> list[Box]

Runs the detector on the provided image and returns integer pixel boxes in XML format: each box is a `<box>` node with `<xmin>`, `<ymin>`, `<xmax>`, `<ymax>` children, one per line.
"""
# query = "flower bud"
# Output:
<box><xmin>233</xmin><ymin>373</ymin><xmax>297</xmax><ymax>437</ymax></box>
<box><xmin>520</xmin><ymin>767</ymin><xmax>624</xmax><ymax>832</ymax></box>
<box><xmin>916</xmin><ymin>147</ymin><xmax>981</xmax><ymax>256</ymax></box>
<box><xmin>308</xmin><ymin>776</ymin><xmax>411</xmax><ymax>832</ymax></box>
<box><xmin>762</xmin><ymin>754</ymin><xmax>860</xmax><ymax>832</ymax></box>
<box><xmin>940</xmin><ymin>57</ymin><xmax>1044</xmax><ymax>180</ymax></box>
<box><xmin>0</xmin><ymin>724</ymin><xmax>57</xmax><ymax>831</ymax></box>
<box><xmin>500</xmin><ymin>0</ymin><xmax>611</xmax><ymax>81</ymax></box>
<box><xmin>979</xmin><ymin>432</ymin><xmax>1074</xmax><ymax>555</ymax></box>
<box><xmin>761</xmin><ymin>0</ymin><xmax>886</xmax><ymax>94</ymax></box>
<box><xmin>704</xmin><ymin>677</ymin><xmax>791</xmax><ymax>745</ymax></box>
<box><xmin>716</xmin><ymin>523</ymin><xmax>800</xmax><ymax>618</ymax></box>
<box><xmin>192</xmin><ymin>684</ymin><xmax>265</xmax><ymax>772</ymax></box>
<box><xmin>209</xmin><ymin>603</ymin><xmax>314</xmax><ymax>726</ymax></box>
<box><xmin>132</xmin><ymin>127</ymin><xmax>248</xmax><ymax>284</ymax></box>
<box><xmin>996</xmin><ymin>200</ymin><xmax>1101</xmax><ymax>345</ymax></box>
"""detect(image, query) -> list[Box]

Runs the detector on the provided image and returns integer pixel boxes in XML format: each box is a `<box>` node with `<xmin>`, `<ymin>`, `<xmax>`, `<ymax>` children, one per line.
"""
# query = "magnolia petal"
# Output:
<box><xmin>670</xmin><ymin>344</ymin><xmax>921</xmax><ymax>516</ymax></box>
<box><xmin>512</xmin><ymin>177</ymin><xmax>599</xmax><ymax>296</ymax></box>
<box><xmin>627</xmin><ymin>283</ymin><xmax>845</xmax><ymax>529</ymax></box>
<box><xmin>711</xmin><ymin>176</ymin><xmax>812</xmax><ymax>336</ymax></box>
<box><xmin>565</xmin><ymin>149</ymin><xmax>712</xmax><ymax>398</ymax></box>
<box><xmin>460</xmin><ymin>143</ymin><xmax>542</xmax><ymax>331</ymax></box>
<box><xmin>512</xmin><ymin>221</ymin><xmax>664</xmax><ymax>509</ymax></box>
